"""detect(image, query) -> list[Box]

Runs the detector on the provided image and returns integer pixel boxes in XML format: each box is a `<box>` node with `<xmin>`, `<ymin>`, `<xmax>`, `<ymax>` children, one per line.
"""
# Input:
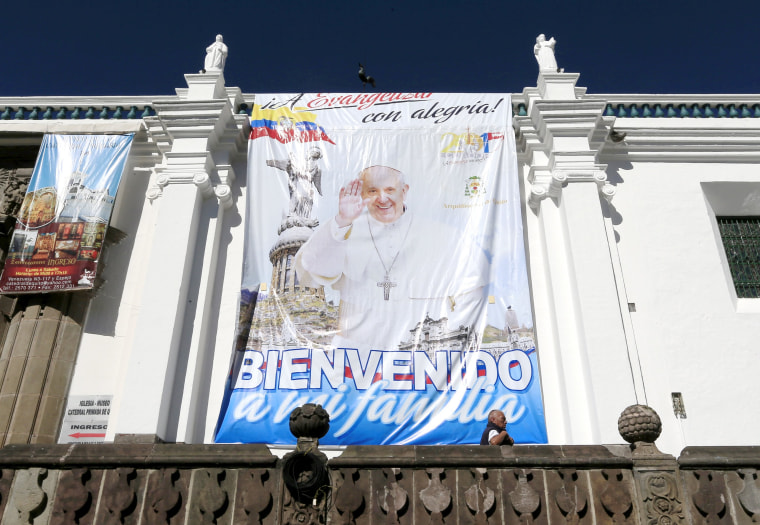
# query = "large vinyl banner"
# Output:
<box><xmin>0</xmin><ymin>134</ymin><xmax>133</xmax><ymax>294</ymax></box>
<box><xmin>216</xmin><ymin>93</ymin><xmax>546</xmax><ymax>445</ymax></box>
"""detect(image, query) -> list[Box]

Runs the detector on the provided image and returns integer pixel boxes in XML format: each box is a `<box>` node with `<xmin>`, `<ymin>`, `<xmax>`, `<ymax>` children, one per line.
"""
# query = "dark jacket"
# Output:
<box><xmin>480</xmin><ymin>421</ymin><xmax>514</xmax><ymax>445</ymax></box>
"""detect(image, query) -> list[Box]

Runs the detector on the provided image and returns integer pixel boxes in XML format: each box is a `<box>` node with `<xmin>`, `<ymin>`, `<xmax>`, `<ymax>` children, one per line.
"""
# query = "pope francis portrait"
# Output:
<box><xmin>295</xmin><ymin>165</ymin><xmax>489</xmax><ymax>352</ymax></box>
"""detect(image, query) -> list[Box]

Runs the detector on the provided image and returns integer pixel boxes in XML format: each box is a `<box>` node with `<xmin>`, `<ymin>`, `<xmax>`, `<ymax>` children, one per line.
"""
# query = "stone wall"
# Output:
<box><xmin>0</xmin><ymin>293</ymin><xmax>89</xmax><ymax>446</ymax></box>
<box><xmin>0</xmin><ymin>443</ymin><xmax>756</xmax><ymax>525</ymax></box>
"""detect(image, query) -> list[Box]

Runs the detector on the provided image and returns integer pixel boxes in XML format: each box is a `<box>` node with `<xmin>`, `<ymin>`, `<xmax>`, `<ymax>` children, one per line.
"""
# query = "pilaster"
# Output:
<box><xmin>112</xmin><ymin>73</ymin><xmax>246</xmax><ymax>442</ymax></box>
<box><xmin>516</xmin><ymin>71</ymin><xmax>641</xmax><ymax>445</ymax></box>
<box><xmin>173</xmin><ymin>163</ymin><xmax>237</xmax><ymax>443</ymax></box>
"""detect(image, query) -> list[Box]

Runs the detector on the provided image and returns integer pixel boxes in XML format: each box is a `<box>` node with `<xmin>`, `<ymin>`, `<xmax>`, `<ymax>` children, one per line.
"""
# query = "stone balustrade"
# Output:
<box><xmin>0</xmin><ymin>441</ymin><xmax>756</xmax><ymax>525</ymax></box>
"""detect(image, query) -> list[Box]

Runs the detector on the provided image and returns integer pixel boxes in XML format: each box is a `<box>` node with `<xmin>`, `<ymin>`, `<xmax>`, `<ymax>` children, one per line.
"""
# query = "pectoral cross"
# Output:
<box><xmin>377</xmin><ymin>273</ymin><xmax>397</xmax><ymax>300</ymax></box>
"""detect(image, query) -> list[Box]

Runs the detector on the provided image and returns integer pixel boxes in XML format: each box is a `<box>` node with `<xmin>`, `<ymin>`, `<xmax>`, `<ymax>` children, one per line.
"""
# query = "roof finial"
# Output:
<box><xmin>534</xmin><ymin>34</ymin><xmax>558</xmax><ymax>73</ymax></box>
<box><xmin>202</xmin><ymin>34</ymin><xmax>228</xmax><ymax>73</ymax></box>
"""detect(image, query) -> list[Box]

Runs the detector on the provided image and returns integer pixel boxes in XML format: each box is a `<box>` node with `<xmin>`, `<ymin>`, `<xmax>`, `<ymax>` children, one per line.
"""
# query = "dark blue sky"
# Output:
<box><xmin>3</xmin><ymin>0</ymin><xmax>759</xmax><ymax>97</ymax></box>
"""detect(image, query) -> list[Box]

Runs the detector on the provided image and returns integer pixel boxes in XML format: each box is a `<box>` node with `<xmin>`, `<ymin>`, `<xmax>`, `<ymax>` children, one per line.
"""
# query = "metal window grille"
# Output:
<box><xmin>717</xmin><ymin>216</ymin><xmax>760</xmax><ymax>298</ymax></box>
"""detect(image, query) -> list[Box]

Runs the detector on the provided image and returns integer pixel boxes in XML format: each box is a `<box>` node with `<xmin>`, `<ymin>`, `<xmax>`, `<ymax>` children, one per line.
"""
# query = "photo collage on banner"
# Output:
<box><xmin>216</xmin><ymin>93</ymin><xmax>547</xmax><ymax>445</ymax></box>
<box><xmin>0</xmin><ymin>134</ymin><xmax>133</xmax><ymax>294</ymax></box>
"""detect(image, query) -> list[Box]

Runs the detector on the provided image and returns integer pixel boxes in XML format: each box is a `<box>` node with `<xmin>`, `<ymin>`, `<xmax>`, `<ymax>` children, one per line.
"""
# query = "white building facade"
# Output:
<box><xmin>0</xmin><ymin>50</ymin><xmax>757</xmax><ymax>456</ymax></box>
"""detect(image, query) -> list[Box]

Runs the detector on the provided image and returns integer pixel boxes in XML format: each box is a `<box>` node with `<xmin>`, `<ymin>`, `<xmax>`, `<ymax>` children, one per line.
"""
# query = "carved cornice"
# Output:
<box><xmin>150</xmin><ymin>100</ymin><xmax>231</xmax><ymax>141</ymax></box>
<box><xmin>599</xmin><ymin>122</ymin><xmax>760</xmax><ymax>162</ymax></box>
<box><xmin>515</xmin><ymin>96</ymin><xmax>615</xmax><ymax>209</ymax></box>
<box><xmin>144</xmin><ymin>96</ymin><xmax>246</xmax><ymax>210</ymax></box>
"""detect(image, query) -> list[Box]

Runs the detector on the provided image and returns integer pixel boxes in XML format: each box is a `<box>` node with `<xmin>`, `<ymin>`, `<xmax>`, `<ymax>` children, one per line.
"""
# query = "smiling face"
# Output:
<box><xmin>360</xmin><ymin>166</ymin><xmax>408</xmax><ymax>224</ymax></box>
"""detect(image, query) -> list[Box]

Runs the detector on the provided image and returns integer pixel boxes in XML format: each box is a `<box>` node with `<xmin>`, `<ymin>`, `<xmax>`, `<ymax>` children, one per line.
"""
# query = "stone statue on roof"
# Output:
<box><xmin>204</xmin><ymin>34</ymin><xmax>228</xmax><ymax>72</ymax></box>
<box><xmin>534</xmin><ymin>34</ymin><xmax>558</xmax><ymax>72</ymax></box>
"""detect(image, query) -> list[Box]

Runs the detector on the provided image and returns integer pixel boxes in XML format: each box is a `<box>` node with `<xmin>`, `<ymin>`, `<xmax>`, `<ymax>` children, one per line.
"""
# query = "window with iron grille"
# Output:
<box><xmin>717</xmin><ymin>216</ymin><xmax>760</xmax><ymax>298</ymax></box>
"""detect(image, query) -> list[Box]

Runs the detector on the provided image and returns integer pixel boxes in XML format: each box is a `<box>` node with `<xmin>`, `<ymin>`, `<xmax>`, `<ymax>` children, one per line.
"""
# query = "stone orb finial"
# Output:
<box><xmin>618</xmin><ymin>404</ymin><xmax>662</xmax><ymax>444</ymax></box>
<box><xmin>289</xmin><ymin>403</ymin><xmax>330</xmax><ymax>439</ymax></box>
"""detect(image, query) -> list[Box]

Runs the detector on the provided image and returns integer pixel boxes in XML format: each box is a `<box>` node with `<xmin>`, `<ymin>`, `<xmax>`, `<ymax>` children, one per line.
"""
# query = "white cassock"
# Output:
<box><xmin>294</xmin><ymin>209</ymin><xmax>489</xmax><ymax>351</ymax></box>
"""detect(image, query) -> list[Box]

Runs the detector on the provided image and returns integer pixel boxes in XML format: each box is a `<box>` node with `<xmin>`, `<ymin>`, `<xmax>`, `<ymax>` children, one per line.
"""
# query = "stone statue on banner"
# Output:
<box><xmin>266</xmin><ymin>148</ymin><xmax>323</xmax><ymax>225</ymax></box>
<box><xmin>534</xmin><ymin>34</ymin><xmax>558</xmax><ymax>72</ymax></box>
<box><xmin>203</xmin><ymin>34</ymin><xmax>228</xmax><ymax>72</ymax></box>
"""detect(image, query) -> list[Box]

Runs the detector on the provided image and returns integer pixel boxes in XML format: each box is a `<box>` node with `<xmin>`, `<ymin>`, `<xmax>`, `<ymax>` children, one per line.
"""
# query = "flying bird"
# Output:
<box><xmin>358</xmin><ymin>63</ymin><xmax>376</xmax><ymax>89</ymax></box>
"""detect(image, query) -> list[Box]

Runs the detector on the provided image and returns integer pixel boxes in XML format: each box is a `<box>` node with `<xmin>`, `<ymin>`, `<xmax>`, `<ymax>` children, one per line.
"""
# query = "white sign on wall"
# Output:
<box><xmin>58</xmin><ymin>395</ymin><xmax>112</xmax><ymax>444</ymax></box>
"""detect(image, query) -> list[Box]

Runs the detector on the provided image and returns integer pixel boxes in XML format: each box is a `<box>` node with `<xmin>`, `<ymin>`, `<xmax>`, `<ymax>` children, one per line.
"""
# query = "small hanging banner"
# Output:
<box><xmin>0</xmin><ymin>134</ymin><xmax>133</xmax><ymax>294</ymax></box>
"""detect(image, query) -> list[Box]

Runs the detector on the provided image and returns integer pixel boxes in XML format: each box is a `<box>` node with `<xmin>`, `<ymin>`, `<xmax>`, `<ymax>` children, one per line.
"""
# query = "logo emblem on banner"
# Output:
<box><xmin>465</xmin><ymin>176</ymin><xmax>486</xmax><ymax>197</ymax></box>
<box><xmin>440</xmin><ymin>129</ymin><xmax>504</xmax><ymax>166</ymax></box>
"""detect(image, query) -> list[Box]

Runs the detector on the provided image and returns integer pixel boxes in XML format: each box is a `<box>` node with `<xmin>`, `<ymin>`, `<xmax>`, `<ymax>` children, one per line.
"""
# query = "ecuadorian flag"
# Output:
<box><xmin>250</xmin><ymin>105</ymin><xmax>335</xmax><ymax>144</ymax></box>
